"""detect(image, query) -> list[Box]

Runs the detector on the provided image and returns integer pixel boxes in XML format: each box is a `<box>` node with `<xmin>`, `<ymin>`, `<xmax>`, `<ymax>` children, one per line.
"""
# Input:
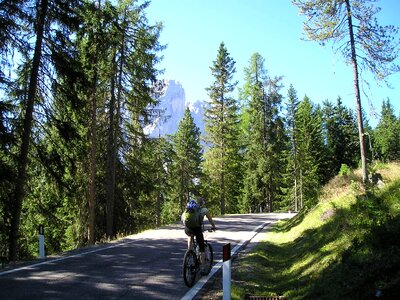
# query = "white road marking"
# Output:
<box><xmin>0</xmin><ymin>242</ymin><xmax>123</xmax><ymax>277</ymax></box>
<box><xmin>181</xmin><ymin>219</ymin><xmax>275</xmax><ymax>300</ymax></box>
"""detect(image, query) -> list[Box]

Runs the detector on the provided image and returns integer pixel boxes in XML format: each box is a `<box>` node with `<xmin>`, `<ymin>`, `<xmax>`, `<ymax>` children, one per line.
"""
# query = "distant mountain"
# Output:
<box><xmin>145</xmin><ymin>80</ymin><xmax>205</xmax><ymax>137</ymax></box>
<box><xmin>187</xmin><ymin>100</ymin><xmax>205</xmax><ymax>134</ymax></box>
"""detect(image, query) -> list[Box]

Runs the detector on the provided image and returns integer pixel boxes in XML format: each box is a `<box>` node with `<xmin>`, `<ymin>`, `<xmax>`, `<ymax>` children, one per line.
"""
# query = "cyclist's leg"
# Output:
<box><xmin>188</xmin><ymin>236</ymin><xmax>193</xmax><ymax>250</ymax></box>
<box><xmin>193</xmin><ymin>227</ymin><xmax>205</xmax><ymax>252</ymax></box>
<box><xmin>193</xmin><ymin>227</ymin><xmax>206</xmax><ymax>269</ymax></box>
<box><xmin>184</xmin><ymin>227</ymin><xmax>195</xmax><ymax>250</ymax></box>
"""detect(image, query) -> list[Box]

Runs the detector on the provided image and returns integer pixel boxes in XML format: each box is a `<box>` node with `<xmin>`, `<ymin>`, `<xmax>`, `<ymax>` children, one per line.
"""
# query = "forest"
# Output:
<box><xmin>1</xmin><ymin>0</ymin><xmax>399</xmax><ymax>262</ymax></box>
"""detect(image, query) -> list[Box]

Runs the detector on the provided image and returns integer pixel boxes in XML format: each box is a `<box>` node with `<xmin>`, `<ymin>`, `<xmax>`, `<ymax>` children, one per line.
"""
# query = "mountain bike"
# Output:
<box><xmin>182</xmin><ymin>227</ymin><xmax>214</xmax><ymax>287</ymax></box>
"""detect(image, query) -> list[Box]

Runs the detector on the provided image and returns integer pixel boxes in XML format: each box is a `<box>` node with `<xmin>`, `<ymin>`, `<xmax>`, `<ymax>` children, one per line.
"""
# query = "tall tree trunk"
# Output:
<box><xmin>345</xmin><ymin>0</ymin><xmax>367</xmax><ymax>183</ymax></box>
<box><xmin>8</xmin><ymin>0</ymin><xmax>48</xmax><ymax>261</ymax></box>
<box><xmin>220</xmin><ymin>172</ymin><xmax>225</xmax><ymax>215</ymax></box>
<box><xmin>300</xmin><ymin>169</ymin><xmax>303</xmax><ymax>209</ymax></box>
<box><xmin>268</xmin><ymin>178</ymin><xmax>273</xmax><ymax>212</ymax></box>
<box><xmin>106</xmin><ymin>52</ymin><xmax>117</xmax><ymax>239</ymax></box>
<box><xmin>180</xmin><ymin>168</ymin><xmax>185</xmax><ymax>212</ymax></box>
<box><xmin>294</xmin><ymin>177</ymin><xmax>298</xmax><ymax>212</ymax></box>
<box><xmin>156</xmin><ymin>131</ymin><xmax>163</xmax><ymax>227</ymax></box>
<box><xmin>106</xmin><ymin>38</ymin><xmax>124</xmax><ymax>238</ymax></box>
<box><xmin>293</xmin><ymin>132</ymin><xmax>298</xmax><ymax>212</ymax></box>
<box><xmin>88</xmin><ymin>75</ymin><xmax>97</xmax><ymax>245</ymax></box>
<box><xmin>220</xmin><ymin>101</ymin><xmax>226</xmax><ymax>216</ymax></box>
<box><xmin>156</xmin><ymin>187</ymin><xmax>162</xmax><ymax>227</ymax></box>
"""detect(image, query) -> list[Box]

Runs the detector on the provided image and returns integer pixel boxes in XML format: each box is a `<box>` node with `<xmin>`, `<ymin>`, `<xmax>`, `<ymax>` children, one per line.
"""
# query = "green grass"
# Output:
<box><xmin>232</xmin><ymin>163</ymin><xmax>400</xmax><ymax>300</ymax></box>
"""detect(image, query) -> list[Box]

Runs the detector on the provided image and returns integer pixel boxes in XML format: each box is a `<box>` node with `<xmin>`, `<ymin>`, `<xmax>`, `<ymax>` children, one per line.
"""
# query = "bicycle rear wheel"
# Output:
<box><xmin>182</xmin><ymin>250</ymin><xmax>197</xmax><ymax>287</ymax></box>
<box><xmin>203</xmin><ymin>242</ymin><xmax>213</xmax><ymax>275</ymax></box>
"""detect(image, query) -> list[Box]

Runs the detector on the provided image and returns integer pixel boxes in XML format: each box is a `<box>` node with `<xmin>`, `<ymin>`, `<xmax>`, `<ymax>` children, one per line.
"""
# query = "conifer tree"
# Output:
<box><xmin>6</xmin><ymin>0</ymin><xmax>86</xmax><ymax>261</ymax></box>
<box><xmin>1</xmin><ymin>0</ymin><xmax>164</xmax><ymax>259</ymax></box>
<box><xmin>323</xmin><ymin>97</ymin><xmax>359</xmax><ymax>179</ymax></box>
<box><xmin>203</xmin><ymin>42</ymin><xmax>242</xmax><ymax>215</ymax></box>
<box><xmin>286</xmin><ymin>84</ymin><xmax>301</xmax><ymax>211</ymax></box>
<box><xmin>104</xmin><ymin>0</ymin><xmax>162</xmax><ymax>240</ymax></box>
<box><xmin>116</xmin><ymin>2</ymin><xmax>164</xmax><ymax>234</ymax></box>
<box><xmin>293</xmin><ymin>0</ymin><xmax>400</xmax><ymax>183</ymax></box>
<box><xmin>373</xmin><ymin>99</ymin><xmax>400</xmax><ymax>162</ymax></box>
<box><xmin>296</xmin><ymin>96</ymin><xmax>325</xmax><ymax>208</ymax></box>
<box><xmin>0</xmin><ymin>0</ymin><xmax>27</xmax><ymax>86</ymax></box>
<box><xmin>241</xmin><ymin>53</ymin><xmax>287</xmax><ymax>213</ymax></box>
<box><xmin>171</xmin><ymin>108</ymin><xmax>203</xmax><ymax>211</ymax></box>
<box><xmin>73</xmin><ymin>0</ymin><xmax>164</xmax><ymax>242</ymax></box>
<box><xmin>0</xmin><ymin>0</ymin><xmax>26</xmax><ymax>257</ymax></box>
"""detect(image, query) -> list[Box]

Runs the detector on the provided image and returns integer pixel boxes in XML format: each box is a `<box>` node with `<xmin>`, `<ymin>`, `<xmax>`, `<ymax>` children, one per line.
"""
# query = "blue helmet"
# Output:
<box><xmin>186</xmin><ymin>199</ymin><xmax>197</xmax><ymax>210</ymax></box>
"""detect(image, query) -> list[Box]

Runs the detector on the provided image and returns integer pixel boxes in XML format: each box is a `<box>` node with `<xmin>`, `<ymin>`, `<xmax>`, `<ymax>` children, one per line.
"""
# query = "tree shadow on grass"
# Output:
<box><xmin>270</xmin><ymin>210</ymin><xmax>307</xmax><ymax>234</ymax></box>
<box><xmin>234</xmin><ymin>190</ymin><xmax>400</xmax><ymax>299</ymax></box>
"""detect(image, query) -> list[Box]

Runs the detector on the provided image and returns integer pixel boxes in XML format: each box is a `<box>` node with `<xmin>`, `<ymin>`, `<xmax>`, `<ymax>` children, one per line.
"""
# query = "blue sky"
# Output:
<box><xmin>146</xmin><ymin>0</ymin><xmax>400</xmax><ymax>127</ymax></box>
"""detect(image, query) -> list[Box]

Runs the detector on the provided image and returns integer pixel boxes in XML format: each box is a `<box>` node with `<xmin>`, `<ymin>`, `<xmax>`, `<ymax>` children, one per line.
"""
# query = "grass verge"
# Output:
<box><xmin>231</xmin><ymin>162</ymin><xmax>400</xmax><ymax>299</ymax></box>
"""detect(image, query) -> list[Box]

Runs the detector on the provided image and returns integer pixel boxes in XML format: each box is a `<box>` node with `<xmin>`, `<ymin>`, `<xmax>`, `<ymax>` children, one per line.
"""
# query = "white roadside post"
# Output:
<box><xmin>222</xmin><ymin>243</ymin><xmax>231</xmax><ymax>300</ymax></box>
<box><xmin>38</xmin><ymin>224</ymin><xmax>45</xmax><ymax>259</ymax></box>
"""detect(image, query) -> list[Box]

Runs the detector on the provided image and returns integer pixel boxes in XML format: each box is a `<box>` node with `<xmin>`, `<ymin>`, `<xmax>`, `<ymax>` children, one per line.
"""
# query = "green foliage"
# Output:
<box><xmin>203</xmin><ymin>42</ymin><xmax>243</xmax><ymax>215</ymax></box>
<box><xmin>169</xmin><ymin>107</ymin><xmax>203</xmax><ymax>212</ymax></box>
<box><xmin>0</xmin><ymin>0</ymin><xmax>164</xmax><ymax>261</ymax></box>
<box><xmin>1</xmin><ymin>0</ymin><xmax>399</xmax><ymax>263</ymax></box>
<box><xmin>285</xmin><ymin>84</ymin><xmax>301</xmax><ymax>212</ymax></box>
<box><xmin>161</xmin><ymin>199</ymin><xmax>181</xmax><ymax>225</ymax></box>
<box><xmin>241</xmin><ymin>53</ymin><xmax>288</xmax><ymax>213</ymax></box>
<box><xmin>293</xmin><ymin>0</ymin><xmax>400</xmax><ymax>184</ymax></box>
<box><xmin>232</xmin><ymin>163</ymin><xmax>400</xmax><ymax>299</ymax></box>
<box><xmin>373</xmin><ymin>99</ymin><xmax>400</xmax><ymax>161</ymax></box>
<box><xmin>323</xmin><ymin>98</ymin><xmax>359</xmax><ymax>180</ymax></box>
<box><xmin>338</xmin><ymin>164</ymin><xmax>352</xmax><ymax>176</ymax></box>
<box><xmin>292</xmin><ymin>0</ymin><xmax>400</xmax><ymax>79</ymax></box>
<box><xmin>295</xmin><ymin>96</ymin><xmax>326</xmax><ymax>207</ymax></box>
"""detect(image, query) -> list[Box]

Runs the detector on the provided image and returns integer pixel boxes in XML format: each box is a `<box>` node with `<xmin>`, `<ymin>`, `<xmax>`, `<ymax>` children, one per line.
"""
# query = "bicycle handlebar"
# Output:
<box><xmin>201</xmin><ymin>223</ymin><xmax>216</xmax><ymax>232</ymax></box>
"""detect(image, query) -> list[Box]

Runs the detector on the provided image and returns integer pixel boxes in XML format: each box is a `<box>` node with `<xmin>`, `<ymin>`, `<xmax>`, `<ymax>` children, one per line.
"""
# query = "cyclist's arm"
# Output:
<box><xmin>205</xmin><ymin>212</ymin><xmax>216</xmax><ymax>229</ymax></box>
<box><xmin>181</xmin><ymin>212</ymin><xmax>186</xmax><ymax>225</ymax></box>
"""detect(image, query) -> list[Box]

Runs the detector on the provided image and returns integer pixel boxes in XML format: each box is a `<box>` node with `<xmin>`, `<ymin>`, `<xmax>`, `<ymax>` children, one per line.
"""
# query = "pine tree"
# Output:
<box><xmin>0</xmin><ymin>0</ymin><xmax>24</xmax><ymax>254</ymax></box>
<box><xmin>0</xmin><ymin>0</ymin><xmax>27</xmax><ymax>87</ymax></box>
<box><xmin>1</xmin><ymin>0</ymin><xmax>87</xmax><ymax>259</ymax></box>
<box><xmin>293</xmin><ymin>0</ymin><xmax>400</xmax><ymax>183</ymax></box>
<box><xmin>323</xmin><ymin>97</ymin><xmax>359</xmax><ymax>180</ymax></box>
<box><xmin>203</xmin><ymin>42</ymin><xmax>242</xmax><ymax>215</ymax></box>
<box><xmin>76</xmin><ymin>0</ymin><xmax>111</xmax><ymax>245</ymax></box>
<box><xmin>373</xmin><ymin>99</ymin><xmax>400</xmax><ymax>162</ymax></box>
<box><xmin>286</xmin><ymin>84</ymin><xmax>300</xmax><ymax>211</ymax></box>
<box><xmin>73</xmin><ymin>0</ymin><xmax>164</xmax><ymax>242</ymax></box>
<box><xmin>171</xmin><ymin>107</ymin><xmax>203</xmax><ymax>211</ymax></box>
<box><xmin>1</xmin><ymin>0</ymin><xmax>165</xmax><ymax>259</ymax></box>
<box><xmin>296</xmin><ymin>96</ymin><xmax>326</xmax><ymax>208</ymax></box>
<box><xmin>116</xmin><ymin>1</ymin><xmax>164</xmax><ymax>235</ymax></box>
<box><xmin>241</xmin><ymin>53</ymin><xmax>287</xmax><ymax>213</ymax></box>
<box><xmin>7</xmin><ymin>0</ymin><xmax>49</xmax><ymax>261</ymax></box>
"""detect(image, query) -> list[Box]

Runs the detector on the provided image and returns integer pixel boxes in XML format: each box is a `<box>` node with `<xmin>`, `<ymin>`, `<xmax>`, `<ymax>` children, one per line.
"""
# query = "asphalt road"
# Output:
<box><xmin>0</xmin><ymin>213</ymin><xmax>293</xmax><ymax>300</ymax></box>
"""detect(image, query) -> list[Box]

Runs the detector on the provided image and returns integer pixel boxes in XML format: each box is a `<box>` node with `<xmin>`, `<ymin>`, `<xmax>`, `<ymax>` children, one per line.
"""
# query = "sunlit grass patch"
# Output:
<box><xmin>231</xmin><ymin>162</ymin><xmax>400</xmax><ymax>299</ymax></box>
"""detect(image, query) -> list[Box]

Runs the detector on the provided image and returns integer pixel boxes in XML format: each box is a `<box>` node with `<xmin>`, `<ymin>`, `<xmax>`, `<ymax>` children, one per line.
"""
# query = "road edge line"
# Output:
<box><xmin>0</xmin><ymin>241</ymin><xmax>127</xmax><ymax>277</ymax></box>
<box><xmin>180</xmin><ymin>220</ymin><xmax>274</xmax><ymax>300</ymax></box>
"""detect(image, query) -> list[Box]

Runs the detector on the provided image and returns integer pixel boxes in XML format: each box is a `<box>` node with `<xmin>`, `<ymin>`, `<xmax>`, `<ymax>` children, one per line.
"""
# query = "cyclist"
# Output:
<box><xmin>182</xmin><ymin>197</ymin><xmax>216</xmax><ymax>275</ymax></box>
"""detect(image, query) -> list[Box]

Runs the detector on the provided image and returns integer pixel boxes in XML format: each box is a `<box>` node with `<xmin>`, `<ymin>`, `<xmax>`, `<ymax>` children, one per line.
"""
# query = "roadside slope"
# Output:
<box><xmin>231</xmin><ymin>162</ymin><xmax>400</xmax><ymax>299</ymax></box>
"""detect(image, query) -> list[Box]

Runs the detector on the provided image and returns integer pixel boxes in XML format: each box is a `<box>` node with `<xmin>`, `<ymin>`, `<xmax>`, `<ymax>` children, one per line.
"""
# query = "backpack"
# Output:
<box><xmin>184</xmin><ymin>206</ymin><xmax>202</xmax><ymax>229</ymax></box>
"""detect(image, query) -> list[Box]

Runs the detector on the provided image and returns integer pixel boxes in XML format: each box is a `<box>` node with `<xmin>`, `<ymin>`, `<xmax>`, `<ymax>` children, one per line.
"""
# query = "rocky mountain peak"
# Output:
<box><xmin>145</xmin><ymin>79</ymin><xmax>204</xmax><ymax>137</ymax></box>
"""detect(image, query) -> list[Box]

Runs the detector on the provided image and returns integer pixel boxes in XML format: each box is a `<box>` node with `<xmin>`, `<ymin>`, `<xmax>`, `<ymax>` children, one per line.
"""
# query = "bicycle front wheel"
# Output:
<box><xmin>203</xmin><ymin>243</ymin><xmax>213</xmax><ymax>275</ymax></box>
<box><xmin>182</xmin><ymin>250</ymin><xmax>197</xmax><ymax>287</ymax></box>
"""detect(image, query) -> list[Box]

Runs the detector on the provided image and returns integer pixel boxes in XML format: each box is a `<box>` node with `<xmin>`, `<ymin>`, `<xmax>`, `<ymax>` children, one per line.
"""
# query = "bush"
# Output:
<box><xmin>338</xmin><ymin>164</ymin><xmax>352</xmax><ymax>176</ymax></box>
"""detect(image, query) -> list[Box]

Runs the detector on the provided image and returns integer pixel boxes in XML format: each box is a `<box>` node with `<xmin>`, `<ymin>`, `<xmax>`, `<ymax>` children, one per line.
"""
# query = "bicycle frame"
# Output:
<box><xmin>187</xmin><ymin>225</ymin><xmax>214</xmax><ymax>249</ymax></box>
<box><xmin>182</xmin><ymin>226</ymin><xmax>214</xmax><ymax>287</ymax></box>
